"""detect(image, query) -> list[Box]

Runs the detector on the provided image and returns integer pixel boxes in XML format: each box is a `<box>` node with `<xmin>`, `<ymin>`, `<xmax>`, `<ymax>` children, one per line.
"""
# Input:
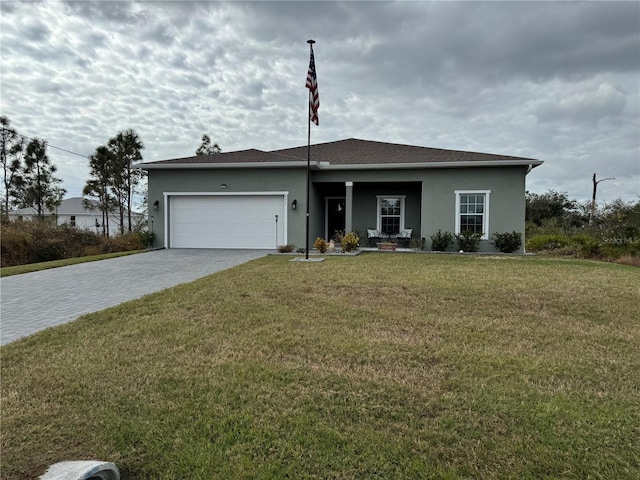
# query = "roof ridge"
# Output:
<box><xmin>140</xmin><ymin>138</ymin><xmax>540</xmax><ymax>166</ymax></box>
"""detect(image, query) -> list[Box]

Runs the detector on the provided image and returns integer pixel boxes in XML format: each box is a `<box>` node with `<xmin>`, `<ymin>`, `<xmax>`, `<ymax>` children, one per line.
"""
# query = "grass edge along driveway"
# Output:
<box><xmin>1</xmin><ymin>254</ymin><xmax>639</xmax><ymax>479</ymax></box>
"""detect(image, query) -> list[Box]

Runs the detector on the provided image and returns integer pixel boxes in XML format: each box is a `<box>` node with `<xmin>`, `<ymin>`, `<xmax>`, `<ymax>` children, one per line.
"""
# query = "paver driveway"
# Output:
<box><xmin>0</xmin><ymin>249</ymin><xmax>267</xmax><ymax>346</ymax></box>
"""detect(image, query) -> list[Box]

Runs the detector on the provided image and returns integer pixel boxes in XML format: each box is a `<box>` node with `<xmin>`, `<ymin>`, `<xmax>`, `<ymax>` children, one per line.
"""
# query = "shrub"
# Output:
<box><xmin>456</xmin><ymin>230</ymin><xmax>482</xmax><ymax>252</ymax></box>
<box><xmin>296</xmin><ymin>247</ymin><xmax>306</xmax><ymax>254</ymax></box>
<box><xmin>0</xmin><ymin>220</ymin><xmax>147</xmax><ymax>267</ymax></box>
<box><xmin>314</xmin><ymin>237</ymin><xmax>328</xmax><ymax>253</ymax></box>
<box><xmin>430</xmin><ymin>230</ymin><xmax>454</xmax><ymax>251</ymax></box>
<box><xmin>409</xmin><ymin>236</ymin><xmax>425</xmax><ymax>250</ymax></box>
<box><xmin>0</xmin><ymin>224</ymin><xmax>31</xmax><ymax>267</ymax></box>
<box><xmin>138</xmin><ymin>231</ymin><xmax>156</xmax><ymax>249</ymax></box>
<box><xmin>340</xmin><ymin>231</ymin><xmax>359</xmax><ymax>252</ymax></box>
<box><xmin>58</xmin><ymin>224</ymin><xmax>101</xmax><ymax>257</ymax></box>
<box><xmin>601</xmin><ymin>240</ymin><xmax>640</xmax><ymax>260</ymax></box>
<box><xmin>526</xmin><ymin>234</ymin><xmax>571</xmax><ymax>252</ymax></box>
<box><xmin>277</xmin><ymin>244</ymin><xmax>295</xmax><ymax>253</ymax></box>
<box><xmin>106</xmin><ymin>233</ymin><xmax>145</xmax><ymax>253</ymax></box>
<box><xmin>29</xmin><ymin>237</ymin><xmax>65</xmax><ymax>263</ymax></box>
<box><xmin>353</xmin><ymin>229</ymin><xmax>368</xmax><ymax>245</ymax></box>
<box><xmin>570</xmin><ymin>234</ymin><xmax>602</xmax><ymax>259</ymax></box>
<box><xmin>492</xmin><ymin>231</ymin><xmax>522</xmax><ymax>253</ymax></box>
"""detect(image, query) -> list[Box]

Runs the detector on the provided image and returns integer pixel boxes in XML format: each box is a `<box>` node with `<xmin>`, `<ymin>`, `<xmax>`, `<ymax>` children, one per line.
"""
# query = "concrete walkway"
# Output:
<box><xmin>0</xmin><ymin>249</ymin><xmax>267</xmax><ymax>346</ymax></box>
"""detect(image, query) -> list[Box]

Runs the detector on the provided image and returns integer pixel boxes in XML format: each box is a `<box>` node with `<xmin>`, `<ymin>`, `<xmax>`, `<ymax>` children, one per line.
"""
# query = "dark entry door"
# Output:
<box><xmin>326</xmin><ymin>197</ymin><xmax>345</xmax><ymax>240</ymax></box>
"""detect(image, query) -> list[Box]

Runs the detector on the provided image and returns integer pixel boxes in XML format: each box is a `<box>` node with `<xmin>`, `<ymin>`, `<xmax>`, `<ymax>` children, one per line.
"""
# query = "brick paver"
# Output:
<box><xmin>0</xmin><ymin>249</ymin><xmax>267</xmax><ymax>345</ymax></box>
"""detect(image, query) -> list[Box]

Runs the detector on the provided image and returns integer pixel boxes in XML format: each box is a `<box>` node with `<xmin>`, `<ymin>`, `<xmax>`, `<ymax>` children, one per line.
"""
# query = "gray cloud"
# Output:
<box><xmin>1</xmin><ymin>0</ymin><xmax>638</xmax><ymax>203</ymax></box>
<box><xmin>535</xmin><ymin>82</ymin><xmax>628</xmax><ymax>125</ymax></box>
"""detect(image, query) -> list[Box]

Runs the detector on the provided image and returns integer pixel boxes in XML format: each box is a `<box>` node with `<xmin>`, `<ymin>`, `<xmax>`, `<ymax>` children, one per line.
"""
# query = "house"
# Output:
<box><xmin>7</xmin><ymin>197</ymin><xmax>145</xmax><ymax>237</ymax></box>
<box><xmin>140</xmin><ymin>138</ymin><xmax>543</xmax><ymax>252</ymax></box>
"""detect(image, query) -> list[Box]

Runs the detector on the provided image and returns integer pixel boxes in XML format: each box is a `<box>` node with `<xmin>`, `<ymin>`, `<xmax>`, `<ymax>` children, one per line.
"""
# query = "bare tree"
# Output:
<box><xmin>591</xmin><ymin>173</ymin><xmax>615</xmax><ymax>223</ymax></box>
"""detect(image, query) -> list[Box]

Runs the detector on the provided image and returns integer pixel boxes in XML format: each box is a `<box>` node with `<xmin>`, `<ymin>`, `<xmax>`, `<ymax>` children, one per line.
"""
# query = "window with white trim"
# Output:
<box><xmin>455</xmin><ymin>190</ymin><xmax>490</xmax><ymax>239</ymax></box>
<box><xmin>70</xmin><ymin>215</ymin><xmax>76</xmax><ymax>227</ymax></box>
<box><xmin>377</xmin><ymin>196</ymin><xmax>405</xmax><ymax>235</ymax></box>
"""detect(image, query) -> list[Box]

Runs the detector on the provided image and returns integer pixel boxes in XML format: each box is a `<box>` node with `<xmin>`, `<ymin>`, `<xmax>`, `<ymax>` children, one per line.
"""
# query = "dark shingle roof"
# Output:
<box><xmin>272</xmin><ymin>138</ymin><xmax>539</xmax><ymax>165</ymax></box>
<box><xmin>141</xmin><ymin>138</ymin><xmax>541</xmax><ymax>167</ymax></box>
<box><xmin>144</xmin><ymin>149</ymin><xmax>298</xmax><ymax>165</ymax></box>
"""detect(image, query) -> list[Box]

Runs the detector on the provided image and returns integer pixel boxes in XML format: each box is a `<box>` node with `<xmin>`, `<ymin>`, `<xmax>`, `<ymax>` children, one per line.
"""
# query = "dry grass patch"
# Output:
<box><xmin>2</xmin><ymin>254</ymin><xmax>639</xmax><ymax>479</ymax></box>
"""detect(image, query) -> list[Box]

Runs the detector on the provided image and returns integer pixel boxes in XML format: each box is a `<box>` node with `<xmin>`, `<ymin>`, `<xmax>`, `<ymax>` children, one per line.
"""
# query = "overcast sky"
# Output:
<box><xmin>1</xmin><ymin>0</ymin><xmax>639</xmax><ymax>205</ymax></box>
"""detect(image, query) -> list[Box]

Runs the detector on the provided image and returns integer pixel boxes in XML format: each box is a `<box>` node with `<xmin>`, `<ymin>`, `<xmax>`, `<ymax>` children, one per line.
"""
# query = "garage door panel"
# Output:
<box><xmin>169</xmin><ymin>195</ymin><xmax>285</xmax><ymax>249</ymax></box>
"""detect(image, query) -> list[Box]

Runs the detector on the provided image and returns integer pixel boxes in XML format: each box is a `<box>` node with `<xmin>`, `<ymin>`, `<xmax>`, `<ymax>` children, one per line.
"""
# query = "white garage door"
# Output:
<box><xmin>169</xmin><ymin>194</ymin><xmax>286</xmax><ymax>249</ymax></box>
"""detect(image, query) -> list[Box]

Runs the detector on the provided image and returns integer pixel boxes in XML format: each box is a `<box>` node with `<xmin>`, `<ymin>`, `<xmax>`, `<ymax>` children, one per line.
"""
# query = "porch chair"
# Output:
<box><xmin>367</xmin><ymin>229</ymin><xmax>381</xmax><ymax>247</ymax></box>
<box><xmin>396</xmin><ymin>228</ymin><xmax>413</xmax><ymax>248</ymax></box>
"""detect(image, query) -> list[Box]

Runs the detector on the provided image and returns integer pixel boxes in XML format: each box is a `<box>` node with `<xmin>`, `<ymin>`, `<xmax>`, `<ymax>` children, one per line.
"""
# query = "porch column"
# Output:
<box><xmin>345</xmin><ymin>181</ymin><xmax>353</xmax><ymax>233</ymax></box>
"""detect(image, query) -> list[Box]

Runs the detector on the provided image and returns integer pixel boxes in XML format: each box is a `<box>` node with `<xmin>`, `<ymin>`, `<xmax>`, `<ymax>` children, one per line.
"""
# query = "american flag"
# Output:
<box><xmin>306</xmin><ymin>45</ymin><xmax>319</xmax><ymax>125</ymax></box>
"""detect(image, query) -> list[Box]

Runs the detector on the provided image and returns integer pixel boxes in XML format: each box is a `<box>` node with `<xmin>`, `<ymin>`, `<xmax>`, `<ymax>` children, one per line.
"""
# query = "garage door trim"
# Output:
<box><xmin>163</xmin><ymin>191</ymin><xmax>289</xmax><ymax>249</ymax></box>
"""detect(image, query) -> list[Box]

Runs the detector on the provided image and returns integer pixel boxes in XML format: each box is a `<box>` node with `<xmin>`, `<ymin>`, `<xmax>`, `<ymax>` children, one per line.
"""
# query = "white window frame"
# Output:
<box><xmin>376</xmin><ymin>195</ymin><xmax>406</xmax><ymax>236</ymax></box>
<box><xmin>455</xmin><ymin>190</ymin><xmax>491</xmax><ymax>240</ymax></box>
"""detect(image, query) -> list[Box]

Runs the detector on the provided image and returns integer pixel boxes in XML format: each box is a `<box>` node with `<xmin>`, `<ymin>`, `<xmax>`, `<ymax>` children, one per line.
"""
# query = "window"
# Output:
<box><xmin>455</xmin><ymin>190</ymin><xmax>490</xmax><ymax>239</ymax></box>
<box><xmin>377</xmin><ymin>196</ymin><xmax>405</xmax><ymax>235</ymax></box>
<box><xmin>70</xmin><ymin>215</ymin><xmax>76</xmax><ymax>227</ymax></box>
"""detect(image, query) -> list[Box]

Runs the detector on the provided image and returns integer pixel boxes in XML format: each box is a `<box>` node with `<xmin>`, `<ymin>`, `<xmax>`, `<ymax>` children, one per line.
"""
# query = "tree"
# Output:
<box><xmin>108</xmin><ymin>129</ymin><xmax>144</xmax><ymax>234</ymax></box>
<box><xmin>593</xmin><ymin>198</ymin><xmax>640</xmax><ymax>244</ymax></box>
<box><xmin>83</xmin><ymin>145</ymin><xmax>117</xmax><ymax>236</ymax></box>
<box><xmin>17</xmin><ymin>138</ymin><xmax>65</xmax><ymax>219</ymax></box>
<box><xmin>195</xmin><ymin>134</ymin><xmax>221</xmax><ymax>156</ymax></box>
<box><xmin>525</xmin><ymin>190</ymin><xmax>585</xmax><ymax>230</ymax></box>
<box><xmin>0</xmin><ymin>116</ymin><xmax>25</xmax><ymax>215</ymax></box>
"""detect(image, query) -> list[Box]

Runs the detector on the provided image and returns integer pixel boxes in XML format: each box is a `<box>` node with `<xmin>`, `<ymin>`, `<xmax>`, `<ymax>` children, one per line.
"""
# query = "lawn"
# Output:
<box><xmin>0</xmin><ymin>250</ymin><xmax>147</xmax><ymax>277</ymax></box>
<box><xmin>1</xmin><ymin>254</ymin><xmax>639</xmax><ymax>479</ymax></box>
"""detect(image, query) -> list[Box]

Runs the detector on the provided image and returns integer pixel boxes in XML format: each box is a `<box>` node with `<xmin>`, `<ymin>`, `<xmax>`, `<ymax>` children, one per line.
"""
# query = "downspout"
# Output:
<box><xmin>523</xmin><ymin>164</ymin><xmax>533</xmax><ymax>253</ymax></box>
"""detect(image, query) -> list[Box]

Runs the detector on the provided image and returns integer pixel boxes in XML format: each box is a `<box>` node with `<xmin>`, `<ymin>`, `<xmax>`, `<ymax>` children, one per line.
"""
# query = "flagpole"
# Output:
<box><xmin>305</xmin><ymin>39</ymin><xmax>315</xmax><ymax>260</ymax></box>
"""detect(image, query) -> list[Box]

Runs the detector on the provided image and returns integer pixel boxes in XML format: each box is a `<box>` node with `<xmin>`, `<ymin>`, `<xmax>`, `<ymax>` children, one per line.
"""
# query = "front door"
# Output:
<box><xmin>326</xmin><ymin>197</ymin><xmax>345</xmax><ymax>241</ymax></box>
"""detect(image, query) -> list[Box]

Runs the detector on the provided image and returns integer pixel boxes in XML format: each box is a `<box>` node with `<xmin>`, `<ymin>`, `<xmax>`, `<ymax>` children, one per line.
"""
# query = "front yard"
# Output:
<box><xmin>1</xmin><ymin>254</ymin><xmax>638</xmax><ymax>479</ymax></box>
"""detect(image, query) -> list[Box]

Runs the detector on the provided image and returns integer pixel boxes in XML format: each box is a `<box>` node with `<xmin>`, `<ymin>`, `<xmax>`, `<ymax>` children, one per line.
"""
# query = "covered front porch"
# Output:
<box><xmin>312</xmin><ymin>181</ymin><xmax>423</xmax><ymax>247</ymax></box>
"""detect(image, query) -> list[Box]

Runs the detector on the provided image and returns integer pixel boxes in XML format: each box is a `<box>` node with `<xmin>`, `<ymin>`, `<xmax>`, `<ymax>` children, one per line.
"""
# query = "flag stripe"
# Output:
<box><xmin>306</xmin><ymin>46</ymin><xmax>319</xmax><ymax>125</ymax></box>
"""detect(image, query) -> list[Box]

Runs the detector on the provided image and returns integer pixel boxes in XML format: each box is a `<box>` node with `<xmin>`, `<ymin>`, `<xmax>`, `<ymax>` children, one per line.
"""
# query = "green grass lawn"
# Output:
<box><xmin>1</xmin><ymin>254</ymin><xmax>639</xmax><ymax>479</ymax></box>
<box><xmin>0</xmin><ymin>250</ymin><xmax>146</xmax><ymax>277</ymax></box>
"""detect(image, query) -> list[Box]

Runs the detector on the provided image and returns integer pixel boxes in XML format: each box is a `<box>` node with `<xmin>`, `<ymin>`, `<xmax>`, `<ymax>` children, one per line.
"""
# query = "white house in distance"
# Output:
<box><xmin>7</xmin><ymin>197</ymin><xmax>145</xmax><ymax>236</ymax></box>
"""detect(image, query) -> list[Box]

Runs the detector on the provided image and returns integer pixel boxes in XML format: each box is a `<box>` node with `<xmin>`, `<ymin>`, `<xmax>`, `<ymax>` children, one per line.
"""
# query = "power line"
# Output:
<box><xmin>1</xmin><ymin>127</ymin><xmax>90</xmax><ymax>159</ymax></box>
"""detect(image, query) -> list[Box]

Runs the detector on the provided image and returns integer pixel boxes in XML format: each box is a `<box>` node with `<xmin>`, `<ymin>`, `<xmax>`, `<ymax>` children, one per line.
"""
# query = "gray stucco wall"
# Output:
<box><xmin>147</xmin><ymin>165</ymin><xmax>529</xmax><ymax>252</ymax></box>
<box><xmin>147</xmin><ymin>167</ymin><xmax>309</xmax><ymax>248</ymax></box>
<box><xmin>314</xmin><ymin>166</ymin><xmax>528</xmax><ymax>252</ymax></box>
<box><xmin>420</xmin><ymin>166</ymin><xmax>527</xmax><ymax>251</ymax></box>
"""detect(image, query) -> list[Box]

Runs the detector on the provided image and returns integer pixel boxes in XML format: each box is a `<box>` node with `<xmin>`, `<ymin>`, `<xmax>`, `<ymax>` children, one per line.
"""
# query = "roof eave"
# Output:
<box><xmin>317</xmin><ymin>160</ymin><xmax>544</xmax><ymax>170</ymax></box>
<box><xmin>137</xmin><ymin>161</ymin><xmax>314</xmax><ymax>170</ymax></box>
<box><xmin>136</xmin><ymin>159</ymin><xmax>543</xmax><ymax>170</ymax></box>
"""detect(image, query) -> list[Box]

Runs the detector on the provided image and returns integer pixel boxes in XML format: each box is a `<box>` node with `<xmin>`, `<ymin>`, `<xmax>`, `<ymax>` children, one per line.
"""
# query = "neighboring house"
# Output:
<box><xmin>7</xmin><ymin>197</ymin><xmax>145</xmax><ymax>237</ymax></box>
<box><xmin>140</xmin><ymin>138</ymin><xmax>543</xmax><ymax>252</ymax></box>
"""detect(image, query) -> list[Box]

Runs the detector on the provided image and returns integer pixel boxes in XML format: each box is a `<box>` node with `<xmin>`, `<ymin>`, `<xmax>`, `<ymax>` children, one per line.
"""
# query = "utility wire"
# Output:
<box><xmin>1</xmin><ymin>127</ymin><xmax>90</xmax><ymax>159</ymax></box>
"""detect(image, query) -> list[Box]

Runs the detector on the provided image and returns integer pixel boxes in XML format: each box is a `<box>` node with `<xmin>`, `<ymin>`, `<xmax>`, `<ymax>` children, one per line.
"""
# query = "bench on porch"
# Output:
<box><xmin>367</xmin><ymin>228</ymin><xmax>413</xmax><ymax>248</ymax></box>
